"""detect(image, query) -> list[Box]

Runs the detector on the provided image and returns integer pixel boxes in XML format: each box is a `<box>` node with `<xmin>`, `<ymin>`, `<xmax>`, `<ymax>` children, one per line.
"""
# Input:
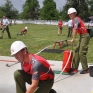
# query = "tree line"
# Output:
<box><xmin>0</xmin><ymin>0</ymin><xmax>93</xmax><ymax>21</ymax></box>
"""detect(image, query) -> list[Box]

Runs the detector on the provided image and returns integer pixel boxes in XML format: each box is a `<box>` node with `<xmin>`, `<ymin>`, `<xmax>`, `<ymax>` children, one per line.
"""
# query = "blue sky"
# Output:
<box><xmin>0</xmin><ymin>0</ymin><xmax>66</xmax><ymax>13</ymax></box>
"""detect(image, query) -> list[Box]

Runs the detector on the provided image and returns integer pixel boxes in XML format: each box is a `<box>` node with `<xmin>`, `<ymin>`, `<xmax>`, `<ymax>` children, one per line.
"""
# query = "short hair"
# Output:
<box><xmin>22</xmin><ymin>48</ymin><xmax>28</xmax><ymax>53</ymax></box>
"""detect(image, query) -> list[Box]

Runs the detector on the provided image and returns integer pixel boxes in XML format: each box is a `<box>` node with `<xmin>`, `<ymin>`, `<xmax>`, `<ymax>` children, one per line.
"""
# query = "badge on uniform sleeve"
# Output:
<box><xmin>75</xmin><ymin>23</ymin><xmax>77</xmax><ymax>26</ymax></box>
<box><xmin>74</xmin><ymin>23</ymin><xmax>78</xmax><ymax>28</ymax></box>
<box><xmin>33</xmin><ymin>71</ymin><xmax>38</xmax><ymax>75</ymax></box>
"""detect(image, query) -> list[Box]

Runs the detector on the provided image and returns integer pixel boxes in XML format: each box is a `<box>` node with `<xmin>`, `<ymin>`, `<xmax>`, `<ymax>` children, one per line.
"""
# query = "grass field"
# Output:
<box><xmin>0</xmin><ymin>24</ymin><xmax>93</xmax><ymax>63</ymax></box>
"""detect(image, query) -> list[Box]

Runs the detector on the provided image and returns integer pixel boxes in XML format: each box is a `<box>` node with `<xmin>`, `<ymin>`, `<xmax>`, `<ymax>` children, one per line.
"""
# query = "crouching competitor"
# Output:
<box><xmin>17</xmin><ymin>27</ymin><xmax>28</xmax><ymax>36</ymax></box>
<box><xmin>10</xmin><ymin>41</ymin><xmax>55</xmax><ymax>93</ymax></box>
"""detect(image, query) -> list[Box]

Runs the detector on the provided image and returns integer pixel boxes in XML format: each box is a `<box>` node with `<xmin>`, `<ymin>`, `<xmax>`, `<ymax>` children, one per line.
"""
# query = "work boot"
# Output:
<box><xmin>80</xmin><ymin>69</ymin><xmax>89</xmax><ymax>74</ymax></box>
<box><xmin>70</xmin><ymin>68</ymin><xmax>78</xmax><ymax>74</ymax></box>
<box><xmin>49</xmin><ymin>89</ymin><xmax>57</xmax><ymax>93</ymax></box>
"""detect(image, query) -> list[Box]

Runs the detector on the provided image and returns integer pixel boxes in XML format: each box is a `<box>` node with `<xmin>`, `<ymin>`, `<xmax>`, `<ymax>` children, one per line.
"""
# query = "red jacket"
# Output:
<box><xmin>21</xmin><ymin>28</ymin><xmax>27</xmax><ymax>33</ymax></box>
<box><xmin>72</xmin><ymin>17</ymin><xmax>88</xmax><ymax>34</ymax></box>
<box><xmin>58</xmin><ymin>21</ymin><xmax>63</xmax><ymax>27</ymax></box>
<box><xmin>21</xmin><ymin>54</ymin><xmax>54</xmax><ymax>80</ymax></box>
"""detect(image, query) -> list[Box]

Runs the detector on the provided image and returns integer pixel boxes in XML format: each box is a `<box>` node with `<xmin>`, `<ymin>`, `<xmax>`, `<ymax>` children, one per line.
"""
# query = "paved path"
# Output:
<box><xmin>0</xmin><ymin>56</ymin><xmax>93</xmax><ymax>93</ymax></box>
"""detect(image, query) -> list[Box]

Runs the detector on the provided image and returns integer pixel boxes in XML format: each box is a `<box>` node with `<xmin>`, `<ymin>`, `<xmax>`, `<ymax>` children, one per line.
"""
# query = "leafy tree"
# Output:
<box><xmin>0</xmin><ymin>0</ymin><xmax>18</xmax><ymax>19</ymax></box>
<box><xmin>40</xmin><ymin>0</ymin><xmax>59</xmax><ymax>20</ymax></box>
<box><xmin>59</xmin><ymin>4</ymin><xmax>70</xmax><ymax>21</ymax></box>
<box><xmin>79</xmin><ymin>0</ymin><xmax>90</xmax><ymax>21</ymax></box>
<box><xmin>88</xmin><ymin>0</ymin><xmax>93</xmax><ymax>16</ymax></box>
<box><xmin>0</xmin><ymin>9</ymin><xmax>5</xmax><ymax>18</ymax></box>
<box><xmin>20</xmin><ymin>0</ymin><xmax>40</xmax><ymax>19</ymax></box>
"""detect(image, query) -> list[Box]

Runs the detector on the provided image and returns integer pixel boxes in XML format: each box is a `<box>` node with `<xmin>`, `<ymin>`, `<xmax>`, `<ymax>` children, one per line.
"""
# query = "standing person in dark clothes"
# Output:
<box><xmin>0</xmin><ymin>15</ymin><xmax>11</xmax><ymax>39</ymax></box>
<box><xmin>67</xmin><ymin>19</ymin><xmax>73</xmax><ymax>37</ymax></box>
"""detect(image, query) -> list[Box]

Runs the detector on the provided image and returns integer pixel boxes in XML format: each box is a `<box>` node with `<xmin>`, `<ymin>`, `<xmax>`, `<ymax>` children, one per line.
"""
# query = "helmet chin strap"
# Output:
<box><xmin>21</xmin><ymin>49</ymin><xmax>25</xmax><ymax>63</ymax></box>
<box><xmin>22</xmin><ymin>49</ymin><xmax>28</xmax><ymax>63</ymax></box>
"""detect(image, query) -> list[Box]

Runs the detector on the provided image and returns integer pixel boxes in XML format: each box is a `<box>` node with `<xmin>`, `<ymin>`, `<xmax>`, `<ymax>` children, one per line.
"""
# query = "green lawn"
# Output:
<box><xmin>0</xmin><ymin>24</ymin><xmax>93</xmax><ymax>63</ymax></box>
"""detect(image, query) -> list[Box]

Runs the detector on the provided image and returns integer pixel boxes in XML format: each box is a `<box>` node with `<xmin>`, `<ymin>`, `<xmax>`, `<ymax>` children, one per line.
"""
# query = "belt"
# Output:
<box><xmin>40</xmin><ymin>78</ymin><xmax>54</xmax><ymax>81</ymax></box>
<box><xmin>80</xmin><ymin>32</ymin><xmax>88</xmax><ymax>35</ymax></box>
<box><xmin>80</xmin><ymin>33</ymin><xmax>88</xmax><ymax>36</ymax></box>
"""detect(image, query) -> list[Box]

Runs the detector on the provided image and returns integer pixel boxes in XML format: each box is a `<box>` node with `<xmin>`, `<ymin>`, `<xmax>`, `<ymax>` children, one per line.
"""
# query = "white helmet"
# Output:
<box><xmin>10</xmin><ymin>41</ymin><xmax>27</xmax><ymax>55</ymax></box>
<box><xmin>68</xmin><ymin>8</ymin><xmax>77</xmax><ymax>14</ymax></box>
<box><xmin>25</xmin><ymin>27</ymin><xmax>28</xmax><ymax>30</ymax></box>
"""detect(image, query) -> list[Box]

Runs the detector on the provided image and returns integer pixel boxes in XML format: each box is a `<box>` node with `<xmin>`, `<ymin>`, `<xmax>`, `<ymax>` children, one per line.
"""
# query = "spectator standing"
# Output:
<box><xmin>10</xmin><ymin>41</ymin><xmax>55</xmax><ymax>93</ymax></box>
<box><xmin>9</xmin><ymin>19</ymin><xmax>12</xmax><ymax>26</ymax></box>
<box><xmin>14</xmin><ymin>19</ymin><xmax>16</xmax><ymax>25</ymax></box>
<box><xmin>87</xmin><ymin>23</ymin><xmax>90</xmax><ymax>28</ymax></box>
<box><xmin>0</xmin><ymin>16</ymin><xmax>11</xmax><ymax>39</ymax></box>
<box><xmin>67</xmin><ymin>19</ymin><xmax>73</xmax><ymax>37</ymax></box>
<box><xmin>58</xmin><ymin>19</ymin><xmax>63</xmax><ymax>36</ymax></box>
<box><xmin>68</xmin><ymin>8</ymin><xmax>90</xmax><ymax>74</ymax></box>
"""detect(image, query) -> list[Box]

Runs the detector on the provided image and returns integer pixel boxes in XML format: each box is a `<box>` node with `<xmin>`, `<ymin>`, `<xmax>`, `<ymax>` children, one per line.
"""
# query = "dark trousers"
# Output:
<box><xmin>1</xmin><ymin>26</ymin><xmax>11</xmax><ymax>38</ymax></box>
<box><xmin>14</xmin><ymin>70</ymin><xmax>54</xmax><ymax>93</ymax></box>
<box><xmin>67</xmin><ymin>27</ymin><xmax>72</xmax><ymax>37</ymax></box>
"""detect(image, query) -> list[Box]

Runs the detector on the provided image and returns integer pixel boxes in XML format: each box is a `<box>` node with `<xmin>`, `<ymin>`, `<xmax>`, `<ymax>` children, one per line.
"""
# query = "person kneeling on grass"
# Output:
<box><xmin>17</xmin><ymin>27</ymin><xmax>28</xmax><ymax>36</ymax></box>
<box><xmin>10</xmin><ymin>41</ymin><xmax>55</xmax><ymax>93</ymax></box>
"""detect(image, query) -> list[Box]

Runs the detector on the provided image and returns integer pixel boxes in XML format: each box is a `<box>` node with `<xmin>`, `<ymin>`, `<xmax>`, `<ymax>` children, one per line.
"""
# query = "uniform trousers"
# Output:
<box><xmin>72</xmin><ymin>33</ymin><xmax>90</xmax><ymax>70</ymax></box>
<box><xmin>14</xmin><ymin>70</ymin><xmax>54</xmax><ymax>93</ymax></box>
<box><xmin>1</xmin><ymin>25</ymin><xmax>11</xmax><ymax>38</ymax></box>
<box><xmin>67</xmin><ymin>26</ymin><xmax>72</xmax><ymax>37</ymax></box>
<box><xmin>58</xmin><ymin>27</ymin><xmax>62</xmax><ymax>35</ymax></box>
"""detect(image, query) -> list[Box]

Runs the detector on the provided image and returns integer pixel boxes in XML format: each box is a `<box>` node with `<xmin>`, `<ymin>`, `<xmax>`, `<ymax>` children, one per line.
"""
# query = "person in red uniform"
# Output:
<box><xmin>17</xmin><ymin>27</ymin><xmax>28</xmax><ymax>36</ymax></box>
<box><xmin>68</xmin><ymin>8</ymin><xmax>90</xmax><ymax>74</ymax></box>
<box><xmin>58</xmin><ymin>19</ymin><xmax>63</xmax><ymax>36</ymax></box>
<box><xmin>10</xmin><ymin>41</ymin><xmax>55</xmax><ymax>93</ymax></box>
<box><xmin>21</xmin><ymin>27</ymin><xmax>28</xmax><ymax>36</ymax></box>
